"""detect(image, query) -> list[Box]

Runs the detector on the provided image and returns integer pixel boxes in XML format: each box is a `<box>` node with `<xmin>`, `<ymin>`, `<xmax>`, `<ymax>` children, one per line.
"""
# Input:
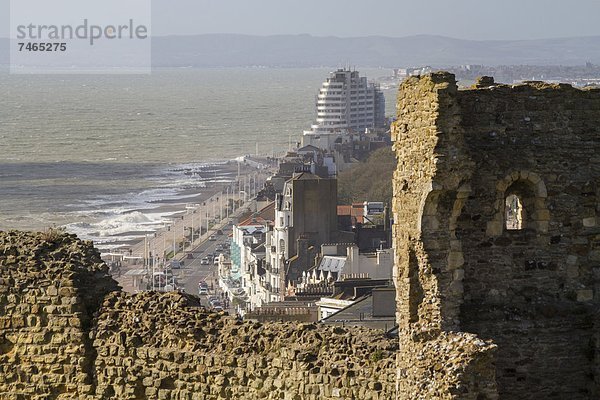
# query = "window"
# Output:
<box><xmin>279</xmin><ymin>239</ymin><xmax>285</xmax><ymax>255</ymax></box>
<box><xmin>503</xmin><ymin>179</ymin><xmax>536</xmax><ymax>231</ymax></box>
<box><xmin>496</xmin><ymin>171</ymin><xmax>549</xmax><ymax>235</ymax></box>
<box><xmin>505</xmin><ymin>194</ymin><xmax>524</xmax><ymax>230</ymax></box>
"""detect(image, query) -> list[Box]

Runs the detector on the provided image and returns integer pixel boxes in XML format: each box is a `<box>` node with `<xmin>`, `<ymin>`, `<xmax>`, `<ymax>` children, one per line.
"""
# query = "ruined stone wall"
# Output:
<box><xmin>392</xmin><ymin>72</ymin><xmax>498</xmax><ymax>400</ymax></box>
<box><xmin>392</xmin><ymin>73</ymin><xmax>600</xmax><ymax>399</ymax></box>
<box><xmin>0</xmin><ymin>231</ymin><xmax>396</xmax><ymax>400</ymax></box>
<box><xmin>93</xmin><ymin>292</ymin><xmax>396</xmax><ymax>400</ymax></box>
<box><xmin>0</xmin><ymin>231</ymin><xmax>119</xmax><ymax>399</ymax></box>
<box><xmin>455</xmin><ymin>79</ymin><xmax>599</xmax><ymax>399</ymax></box>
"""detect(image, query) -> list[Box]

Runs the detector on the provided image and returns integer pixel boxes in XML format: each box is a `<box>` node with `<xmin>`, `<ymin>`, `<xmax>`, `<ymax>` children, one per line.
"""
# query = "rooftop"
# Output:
<box><xmin>321</xmin><ymin>293</ymin><xmax>397</xmax><ymax>334</ymax></box>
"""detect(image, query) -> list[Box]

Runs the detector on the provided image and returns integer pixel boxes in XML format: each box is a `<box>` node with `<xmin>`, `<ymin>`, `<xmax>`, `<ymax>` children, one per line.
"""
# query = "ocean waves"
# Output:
<box><xmin>0</xmin><ymin>160</ymin><xmax>237</xmax><ymax>250</ymax></box>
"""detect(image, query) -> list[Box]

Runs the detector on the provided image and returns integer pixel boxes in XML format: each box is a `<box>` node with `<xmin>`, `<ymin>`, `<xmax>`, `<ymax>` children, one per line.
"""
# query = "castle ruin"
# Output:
<box><xmin>392</xmin><ymin>72</ymin><xmax>599</xmax><ymax>399</ymax></box>
<box><xmin>0</xmin><ymin>72</ymin><xmax>598</xmax><ymax>399</ymax></box>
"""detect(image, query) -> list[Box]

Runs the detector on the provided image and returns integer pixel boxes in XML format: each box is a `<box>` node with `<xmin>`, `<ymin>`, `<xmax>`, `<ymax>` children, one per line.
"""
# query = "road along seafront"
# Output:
<box><xmin>107</xmin><ymin>156</ymin><xmax>276</xmax><ymax>293</ymax></box>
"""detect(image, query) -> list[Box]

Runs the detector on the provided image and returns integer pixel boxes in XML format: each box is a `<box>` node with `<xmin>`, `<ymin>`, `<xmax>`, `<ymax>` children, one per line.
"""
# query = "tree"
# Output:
<box><xmin>337</xmin><ymin>146</ymin><xmax>396</xmax><ymax>206</ymax></box>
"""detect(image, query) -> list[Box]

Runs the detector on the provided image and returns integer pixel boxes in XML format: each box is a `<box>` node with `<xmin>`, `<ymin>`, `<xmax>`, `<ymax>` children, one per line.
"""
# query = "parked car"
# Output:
<box><xmin>164</xmin><ymin>284</ymin><xmax>176</xmax><ymax>292</ymax></box>
<box><xmin>209</xmin><ymin>235</ymin><xmax>217</xmax><ymax>241</ymax></box>
<box><xmin>216</xmin><ymin>229</ymin><xmax>223</xmax><ymax>235</ymax></box>
<box><xmin>212</xmin><ymin>305</ymin><xmax>224</xmax><ymax>312</ymax></box>
<box><xmin>198</xmin><ymin>287</ymin><xmax>209</xmax><ymax>295</ymax></box>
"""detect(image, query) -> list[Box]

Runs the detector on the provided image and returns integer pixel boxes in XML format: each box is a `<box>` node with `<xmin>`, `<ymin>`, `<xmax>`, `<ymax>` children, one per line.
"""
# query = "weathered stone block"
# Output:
<box><xmin>583</xmin><ymin>217</ymin><xmax>597</xmax><ymax>227</ymax></box>
<box><xmin>567</xmin><ymin>264</ymin><xmax>580</xmax><ymax>278</ymax></box>
<box><xmin>447</xmin><ymin>252</ymin><xmax>465</xmax><ymax>269</ymax></box>
<box><xmin>486</xmin><ymin>221</ymin><xmax>503</xmax><ymax>237</ymax></box>
<box><xmin>576</xmin><ymin>289</ymin><xmax>594</xmax><ymax>302</ymax></box>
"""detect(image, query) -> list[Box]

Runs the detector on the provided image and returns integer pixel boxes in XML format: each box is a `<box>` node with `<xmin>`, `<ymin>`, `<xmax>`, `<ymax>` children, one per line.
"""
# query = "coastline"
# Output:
<box><xmin>105</xmin><ymin>156</ymin><xmax>275</xmax><ymax>264</ymax></box>
<box><xmin>64</xmin><ymin>160</ymin><xmax>243</xmax><ymax>250</ymax></box>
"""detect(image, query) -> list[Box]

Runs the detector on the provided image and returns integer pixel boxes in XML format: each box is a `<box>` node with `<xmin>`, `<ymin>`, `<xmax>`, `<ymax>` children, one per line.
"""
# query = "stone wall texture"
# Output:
<box><xmin>0</xmin><ymin>230</ymin><xmax>119</xmax><ymax>399</ymax></box>
<box><xmin>392</xmin><ymin>72</ymin><xmax>600</xmax><ymax>399</ymax></box>
<box><xmin>0</xmin><ymin>231</ymin><xmax>396</xmax><ymax>400</ymax></box>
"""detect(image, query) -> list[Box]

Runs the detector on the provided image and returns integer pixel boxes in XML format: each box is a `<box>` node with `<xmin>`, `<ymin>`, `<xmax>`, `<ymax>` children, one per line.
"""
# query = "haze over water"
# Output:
<box><xmin>0</xmin><ymin>68</ymin><xmax>397</xmax><ymax>246</ymax></box>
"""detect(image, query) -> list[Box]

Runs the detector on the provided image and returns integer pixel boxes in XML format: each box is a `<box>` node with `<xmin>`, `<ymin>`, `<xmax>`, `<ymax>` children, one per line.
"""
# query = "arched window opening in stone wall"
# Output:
<box><xmin>491</xmin><ymin>171</ymin><xmax>549</xmax><ymax>236</ymax></box>
<box><xmin>505</xmin><ymin>194</ymin><xmax>524</xmax><ymax>230</ymax></box>
<box><xmin>503</xmin><ymin>180</ymin><xmax>537</xmax><ymax>232</ymax></box>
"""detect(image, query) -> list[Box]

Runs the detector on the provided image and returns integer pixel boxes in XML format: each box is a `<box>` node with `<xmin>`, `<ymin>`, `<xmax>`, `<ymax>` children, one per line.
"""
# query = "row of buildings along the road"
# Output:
<box><xmin>218</xmin><ymin>68</ymin><xmax>397</xmax><ymax>334</ymax></box>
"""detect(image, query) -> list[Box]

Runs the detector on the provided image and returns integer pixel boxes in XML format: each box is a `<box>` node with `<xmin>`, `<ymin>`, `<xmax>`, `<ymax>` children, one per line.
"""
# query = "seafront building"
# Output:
<box><xmin>224</xmin><ymin>167</ymin><xmax>396</xmax><ymax>317</ymax></box>
<box><xmin>229</xmin><ymin>203</ymin><xmax>274</xmax><ymax>306</ymax></box>
<box><xmin>302</xmin><ymin>68</ymin><xmax>386</xmax><ymax>151</ymax></box>
<box><xmin>267</xmin><ymin>172</ymin><xmax>342</xmax><ymax>298</ymax></box>
<box><xmin>225</xmin><ymin>172</ymin><xmax>343</xmax><ymax>311</ymax></box>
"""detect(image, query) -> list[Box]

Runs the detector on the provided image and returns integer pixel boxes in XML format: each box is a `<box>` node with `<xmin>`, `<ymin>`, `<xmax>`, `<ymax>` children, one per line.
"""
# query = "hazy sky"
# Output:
<box><xmin>2</xmin><ymin>0</ymin><xmax>600</xmax><ymax>40</ymax></box>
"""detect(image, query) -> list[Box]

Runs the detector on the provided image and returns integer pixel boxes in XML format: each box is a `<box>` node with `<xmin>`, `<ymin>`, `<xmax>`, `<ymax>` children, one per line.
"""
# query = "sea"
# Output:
<box><xmin>0</xmin><ymin>67</ymin><xmax>398</xmax><ymax>249</ymax></box>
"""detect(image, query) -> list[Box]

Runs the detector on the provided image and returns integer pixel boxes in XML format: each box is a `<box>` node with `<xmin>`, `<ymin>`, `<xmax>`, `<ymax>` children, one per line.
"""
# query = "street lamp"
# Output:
<box><xmin>172</xmin><ymin>218</ymin><xmax>177</xmax><ymax>256</ymax></box>
<box><xmin>191</xmin><ymin>211</ymin><xmax>194</xmax><ymax>246</ymax></box>
<box><xmin>226</xmin><ymin>186</ymin><xmax>230</xmax><ymax>219</ymax></box>
<box><xmin>206</xmin><ymin>210</ymin><xmax>209</xmax><ymax>234</ymax></box>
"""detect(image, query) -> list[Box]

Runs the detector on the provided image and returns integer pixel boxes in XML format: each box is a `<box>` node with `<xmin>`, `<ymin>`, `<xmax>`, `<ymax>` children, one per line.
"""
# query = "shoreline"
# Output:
<box><xmin>0</xmin><ymin>156</ymin><xmax>277</xmax><ymax>259</ymax></box>
<box><xmin>70</xmin><ymin>160</ymin><xmax>244</xmax><ymax>250</ymax></box>
<box><xmin>104</xmin><ymin>156</ymin><xmax>276</xmax><ymax>262</ymax></box>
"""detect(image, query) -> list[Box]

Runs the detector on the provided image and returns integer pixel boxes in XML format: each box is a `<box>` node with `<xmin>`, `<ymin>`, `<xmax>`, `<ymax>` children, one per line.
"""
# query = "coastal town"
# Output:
<box><xmin>107</xmin><ymin>68</ymin><xmax>397</xmax><ymax>332</ymax></box>
<box><xmin>2</xmin><ymin>69</ymin><xmax>597</xmax><ymax>399</ymax></box>
<box><xmin>3</xmin><ymin>1</ymin><xmax>600</xmax><ymax>397</ymax></box>
<box><xmin>108</xmin><ymin>64</ymin><xmax>600</xmax><ymax>335</ymax></box>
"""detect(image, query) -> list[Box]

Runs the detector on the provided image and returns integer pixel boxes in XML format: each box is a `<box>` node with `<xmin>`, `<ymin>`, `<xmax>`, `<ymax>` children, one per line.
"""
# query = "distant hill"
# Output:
<box><xmin>2</xmin><ymin>34</ymin><xmax>600</xmax><ymax>67</ymax></box>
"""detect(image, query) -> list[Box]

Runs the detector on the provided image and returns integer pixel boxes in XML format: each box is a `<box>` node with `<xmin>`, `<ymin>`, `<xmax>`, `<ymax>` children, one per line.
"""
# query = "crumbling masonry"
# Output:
<box><xmin>0</xmin><ymin>231</ymin><xmax>396</xmax><ymax>399</ymax></box>
<box><xmin>392</xmin><ymin>72</ymin><xmax>599</xmax><ymax>399</ymax></box>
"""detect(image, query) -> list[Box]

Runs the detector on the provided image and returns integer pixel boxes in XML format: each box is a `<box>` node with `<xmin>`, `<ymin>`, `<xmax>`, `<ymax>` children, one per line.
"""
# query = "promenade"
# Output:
<box><xmin>111</xmin><ymin>157</ymin><xmax>276</xmax><ymax>292</ymax></box>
